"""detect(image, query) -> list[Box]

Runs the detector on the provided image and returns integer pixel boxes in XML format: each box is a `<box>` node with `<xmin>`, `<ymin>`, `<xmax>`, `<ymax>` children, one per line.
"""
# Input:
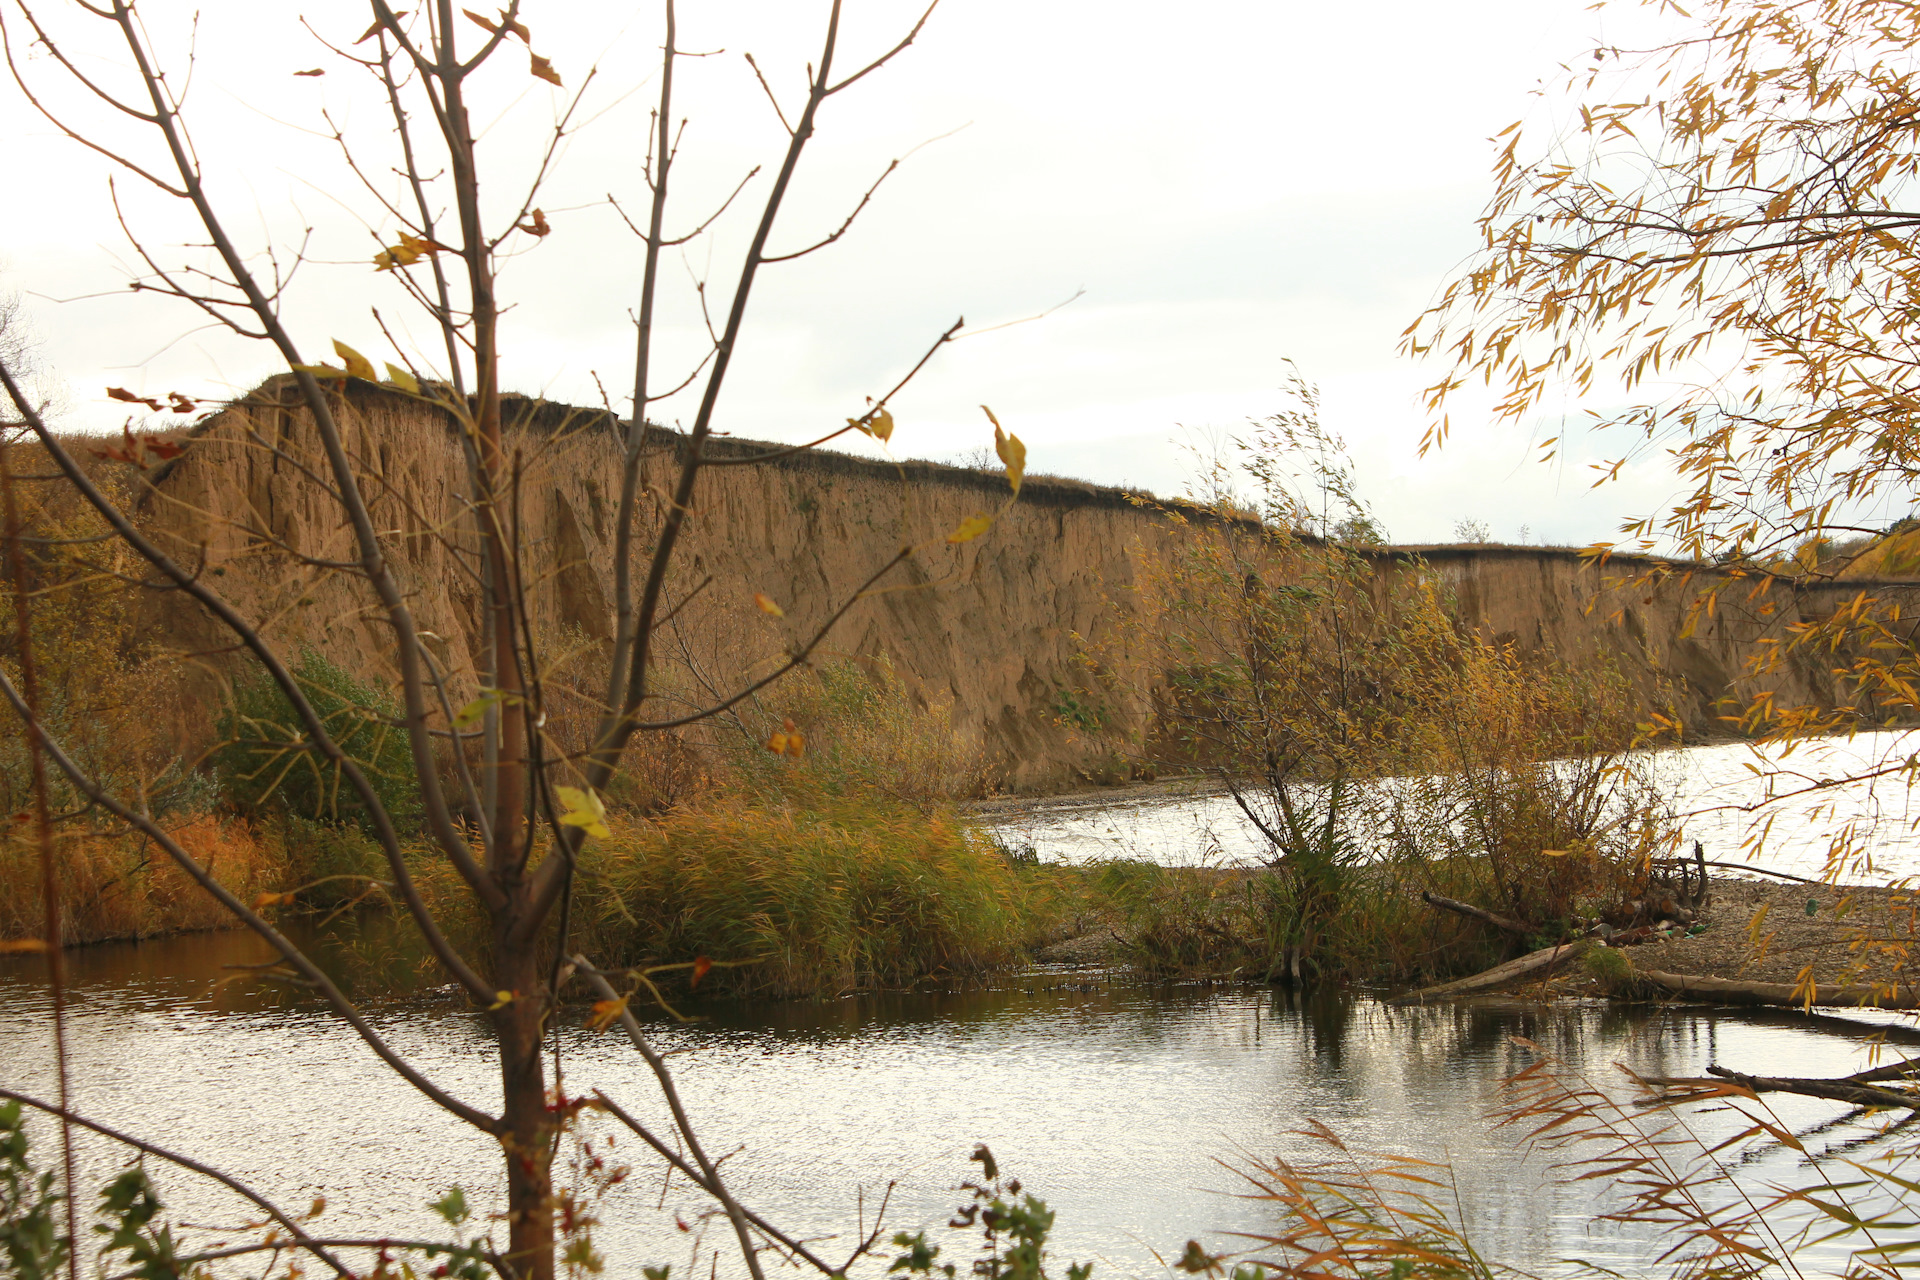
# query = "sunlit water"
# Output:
<box><xmin>986</xmin><ymin>729</ymin><xmax>1920</xmax><ymax>880</ymax></box>
<box><xmin>7</xmin><ymin>736</ymin><xmax>1920</xmax><ymax>1276</ymax></box>
<box><xmin>2</xmin><ymin>936</ymin><xmax>1912</xmax><ymax>1278</ymax></box>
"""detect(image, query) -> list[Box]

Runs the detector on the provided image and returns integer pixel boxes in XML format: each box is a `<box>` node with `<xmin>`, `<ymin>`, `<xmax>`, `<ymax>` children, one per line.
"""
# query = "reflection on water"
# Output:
<box><xmin>5</xmin><ymin>929</ymin><xmax>1917</xmax><ymax>1276</ymax></box>
<box><xmin>991</xmin><ymin>729</ymin><xmax>1920</xmax><ymax>880</ymax></box>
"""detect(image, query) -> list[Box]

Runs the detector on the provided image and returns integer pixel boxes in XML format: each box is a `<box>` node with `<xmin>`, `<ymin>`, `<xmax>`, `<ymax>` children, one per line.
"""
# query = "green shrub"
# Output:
<box><xmin>1582</xmin><ymin>943</ymin><xmax>1632</xmax><ymax>992</ymax></box>
<box><xmin>571</xmin><ymin>795</ymin><xmax>1066</xmax><ymax>997</ymax></box>
<box><xmin>724</xmin><ymin>654</ymin><xmax>986</xmax><ymax>804</ymax></box>
<box><xmin>216</xmin><ymin>651</ymin><xmax>422</xmax><ymax>834</ymax></box>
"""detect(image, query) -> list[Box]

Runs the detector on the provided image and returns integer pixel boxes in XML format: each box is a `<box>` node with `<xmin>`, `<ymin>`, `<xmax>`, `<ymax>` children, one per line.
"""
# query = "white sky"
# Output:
<box><xmin>3</xmin><ymin>0</ymin><xmax>1700</xmax><ymax>545</ymax></box>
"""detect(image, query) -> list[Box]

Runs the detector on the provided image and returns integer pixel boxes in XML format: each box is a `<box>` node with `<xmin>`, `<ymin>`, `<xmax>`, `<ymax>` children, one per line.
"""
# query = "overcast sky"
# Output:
<box><xmin>4</xmin><ymin>0</ymin><xmax>1698</xmax><ymax>546</ymax></box>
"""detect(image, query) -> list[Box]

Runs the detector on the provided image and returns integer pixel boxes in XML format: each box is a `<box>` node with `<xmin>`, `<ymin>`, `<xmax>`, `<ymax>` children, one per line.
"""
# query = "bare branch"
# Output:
<box><xmin>0</xmin><ymin>1090</ymin><xmax>355</xmax><ymax>1279</ymax></box>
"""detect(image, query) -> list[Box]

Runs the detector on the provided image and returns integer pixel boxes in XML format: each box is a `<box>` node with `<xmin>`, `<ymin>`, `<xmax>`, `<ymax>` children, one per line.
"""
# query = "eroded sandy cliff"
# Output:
<box><xmin>113</xmin><ymin>380</ymin><xmax>1920</xmax><ymax>792</ymax></box>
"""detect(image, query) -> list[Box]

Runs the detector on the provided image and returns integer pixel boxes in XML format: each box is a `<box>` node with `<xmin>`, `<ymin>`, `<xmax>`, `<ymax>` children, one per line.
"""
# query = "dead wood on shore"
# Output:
<box><xmin>1418</xmin><ymin>890</ymin><xmax>1537</xmax><ymax>939</ymax></box>
<box><xmin>1633</xmin><ymin>967</ymin><xmax>1920</xmax><ymax>1009</ymax></box>
<box><xmin>1391</xmin><ymin>940</ymin><xmax>1589</xmax><ymax>1003</ymax></box>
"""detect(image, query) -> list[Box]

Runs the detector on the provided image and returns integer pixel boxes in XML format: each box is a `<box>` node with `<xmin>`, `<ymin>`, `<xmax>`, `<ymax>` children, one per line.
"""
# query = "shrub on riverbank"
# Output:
<box><xmin>0</xmin><ymin>815</ymin><xmax>283</xmax><ymax>945</ymax></box>
<box><xmin>716</xmin><ymin>654</ymin><xmax>988</xmax><ymax>803</ymax></box>
<box><xmin>214</xmin><ymin>651</ymin><xmax>424</xmax><ymax>835</ymax></box>
<box><xmin>1095</xmin><ymin>856</ymin><xmax>1513</xmax><ymax>987</ymax></box>
<box><xmin>568</xmin><ymin>794</ymin><xmax>1069</xmax><ymax>998</ymax></box>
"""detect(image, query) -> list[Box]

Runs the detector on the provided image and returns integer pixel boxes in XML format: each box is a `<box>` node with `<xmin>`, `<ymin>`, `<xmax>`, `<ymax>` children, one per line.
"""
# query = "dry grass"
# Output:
<box><xmin>0</xmin><ymin>815</ymin><xmax>283</xmax><ymax>945</ymax></box>
<box><xmin>566</xmin><ymin>794</ymin><xmax>1070</xmax><ymax>998</ymax></box>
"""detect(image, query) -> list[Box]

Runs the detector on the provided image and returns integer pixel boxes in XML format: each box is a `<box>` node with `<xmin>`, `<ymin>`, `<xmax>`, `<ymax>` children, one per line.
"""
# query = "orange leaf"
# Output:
<box><xmin>354</xmin><ymin>12</ymin><xmax>405</xmax><ymax>44</ymax></box>
<box><xmin>753</xmin><ymin>592</ymin><xmax>785</xmax><ymax>617</ymax></box>
<box><xmin>587</xmin><ymin>996</ymin><xmax>629</xmax><ymax>1031</ymax></box>
<box><xmin>0</xmin><ymin>939</ymin><xmax>49</xmax><ymax>954</ymax></box>
<box><xmin>529</xmin><ymin>52</ymin><xmax>562</xmax><ymax>86</ymax></box>
<box><xmin>106</xmin><ymin>387</ymin><xmax>164</xmax><ymax>412</ymax></box>
<box><xmin>519</xmin><ymin>208</ymin><xmax>551</xmax><ymax>237</ymax></box>
<box><xmin>766</xmin><ymin>732</ymin><xmax>788</xmax><ymax>755</ymax></box>
<box><xmin>690</xmin><ymin>956</ymin><xmax>713</xmax><ymax>988</ymax></box>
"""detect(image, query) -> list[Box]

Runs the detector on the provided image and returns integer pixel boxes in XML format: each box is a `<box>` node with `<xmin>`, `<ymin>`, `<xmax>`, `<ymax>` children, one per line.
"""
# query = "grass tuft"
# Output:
<box><xmin>567</xmin><ymin>795</ymin><xmax>1069</xmax><ymax>998</ymax></box>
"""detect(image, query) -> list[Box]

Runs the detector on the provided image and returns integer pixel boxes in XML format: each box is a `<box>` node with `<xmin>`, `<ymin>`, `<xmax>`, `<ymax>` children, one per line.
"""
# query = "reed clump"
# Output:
<box><xmin>0</xmin><ymin>815</ymin><xmax>284</xmax><ymax>945</ymax></box>
<box><xmin>567</xmin><ymin>793</ymin><xmax>1067</xmax><ymax>998</ymax></box>
<box><xmin>1094</xmin><ymin>854</ymin><xmax>1513</xmax><ymax>987</ymax></box>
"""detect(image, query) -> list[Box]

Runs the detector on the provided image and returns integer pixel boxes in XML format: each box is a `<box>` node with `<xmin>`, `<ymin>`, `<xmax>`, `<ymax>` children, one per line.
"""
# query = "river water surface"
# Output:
<box><xmin>8</xmin><ymin>735</ymin><xmax>1920</xmax><ymax>1276</ymax></box>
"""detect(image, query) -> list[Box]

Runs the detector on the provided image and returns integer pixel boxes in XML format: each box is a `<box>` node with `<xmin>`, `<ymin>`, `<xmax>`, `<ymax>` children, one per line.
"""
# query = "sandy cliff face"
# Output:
<box><xmin>119</xmin><ymin>381</ymin><xmax>1920</xmax><ymax>792</ymax></box>
<box><xmin>1396</xmin><ymin>545</ymin><xmax>1920</xmax><ymax>735</ymax></box>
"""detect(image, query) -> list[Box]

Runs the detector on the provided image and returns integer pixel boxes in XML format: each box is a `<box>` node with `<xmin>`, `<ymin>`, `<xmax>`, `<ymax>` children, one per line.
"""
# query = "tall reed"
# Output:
<box><xmin>566</xmin><ymin>793</ymin><xmax>1067</xmax><ymax>998</ymax></box>
<box><xmin>0</xmin><ymin>816</ymin><xmax>283</xmax><ymax>945</ymax></box>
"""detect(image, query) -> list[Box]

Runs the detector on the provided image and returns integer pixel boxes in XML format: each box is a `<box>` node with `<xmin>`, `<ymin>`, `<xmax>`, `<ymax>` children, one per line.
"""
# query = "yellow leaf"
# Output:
<box><xmin>488</xmin><ymin>989</ymin><xmax>516</xmax><ymax>1009</ymax></box>
<box><xmin>374</xmin><ymin>243</ymin><xmax>419</xmax><ymax>272</ymax></box>
<box><xmin>753</xmin><ymin>592</ymin><xmax>785</xmax><ymax>618</ymax></box>
<box><xmin>332</xmin><ymin>340</ymin><xmax>377</xmax><ymax>381</ymax></box>
<box><xmin>784</xmin><ymin>730</ymin><xmax>805</xmax><ymax>758</ymax></box>
<box><xmin>989</xmin><ymin>408</ymin><xmax>1026</xmax><ymax>497</ymax></box>
<box><xmin>530</xmin><ymin>52</ymin><xmax>562</xmax><ymax>86</ymax></box>
<box><xmin>252</xmin><ymin>891</ymin><xmax>295</xmax><ymax>909</ymax></box>
<box><xmin>0</xmin><ymin>939</ymin><xmax>49</xmax><ymax>954</ymax></box>
<box><xmin>385</xmin><ymin>363</ymin><xmax>421</xmax><ymax>394</ymax></box>
<box><xmin>767</xmin><ymin>731</ymin><xmax>788</xmax><ymax>755</ymax></box>
<box><xmin>869</xmin><ymin>407</ymin><xmax>894</xmax><ymax>443</ymax></box>
<box><xmin>454</xmin><ymin>687</ymin><xmax>518</xmax><ymax>728</ymax></box>
<box><xmin>587</xmin><ymin>996</ymin><xmax>629</xmax><ymax>1031</ymax></box>
<box><xmin>946</xmin><ymin>514</ymin><xmax>993</xmax><ymax>544</ymax></box>
<box><xmin>555</xmin><ymin>785</ymin><xmax>611</xmax><ymax>840</ymax></box>
<box><xmin>374</xmin><ymin>231</ymin><xmax>450</xmax><ymax>273</ymax></box>
<box><xmin>1540</xmin><ymin>849</ymin><xmax>1569</xmax><ymax>857</ymax></box>
<box><xmin>292</xmin><ymin>362</ymin><xmax>348</xmax><ymax>380</ymax></box>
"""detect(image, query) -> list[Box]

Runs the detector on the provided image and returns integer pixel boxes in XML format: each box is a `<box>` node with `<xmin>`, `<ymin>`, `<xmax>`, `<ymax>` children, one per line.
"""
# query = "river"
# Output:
<box><xmin>6</xmin><ymin>734</ymin><xmax>1920</xmax><ymax>1276</ymax></box>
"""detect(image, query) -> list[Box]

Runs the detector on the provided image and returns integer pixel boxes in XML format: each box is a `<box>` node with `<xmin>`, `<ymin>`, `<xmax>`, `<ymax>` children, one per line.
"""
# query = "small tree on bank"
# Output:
<box><xmin>0</xmin><ymin>2</ymin><xmax>1026</xmax><ymax>1277</ymax></box>
<box><xmin>1408</xmin><ymin>0</ymin><xmax>1920</xmax><ymax>872</ymax></box>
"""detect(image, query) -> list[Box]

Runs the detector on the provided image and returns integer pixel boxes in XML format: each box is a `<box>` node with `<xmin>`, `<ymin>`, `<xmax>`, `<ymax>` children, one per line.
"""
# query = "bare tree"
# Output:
<box><xmin>0</xmin><ymin>2</ymin><xmax>1025</xmax><ymax>1277</ymax></box>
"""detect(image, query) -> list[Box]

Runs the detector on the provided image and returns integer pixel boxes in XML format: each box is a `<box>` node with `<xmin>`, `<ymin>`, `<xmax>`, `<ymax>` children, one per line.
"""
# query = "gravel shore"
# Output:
<box><xmin>1602</xmin><ymin>874</ymin><xmax>1917</xmax><ymax>991</ymax></box>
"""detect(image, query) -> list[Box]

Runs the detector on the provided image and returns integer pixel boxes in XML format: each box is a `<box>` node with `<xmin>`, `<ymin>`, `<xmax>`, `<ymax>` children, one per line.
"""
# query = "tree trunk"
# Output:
<box><xmin>494</xmin><ymin>933</ymin><xmax>554</xmax><ymax>1280</ymax></box>
<box><xmin>1419</xmin><ymin>890</ymin><xmax>1537</xmax><ymax>939</ymax></box>
<box><xmin>1392</xmin><ymin>940</ymin><xmax>1589</xmax><ymax>1003</ymax></box>
<box><xmin>1634</xmin><ymin>968</ymin><xmax>1920</xmax><ymax>1009</ymax></box>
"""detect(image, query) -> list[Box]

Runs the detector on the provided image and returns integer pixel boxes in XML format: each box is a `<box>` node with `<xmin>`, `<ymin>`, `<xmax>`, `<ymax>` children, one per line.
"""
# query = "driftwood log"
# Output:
<box><xmin>1391</xmin><ymin>940</ymin><xmax>1589</xmax><ymax>1004</ymax></box>
<box><xmin>1634</xmin><ymin>968</ymin><xmax>1920</xmax><ymax>1010</ymax></box>
<box><xmin>1419</xmin><ymin>891</ymin><xmax>1536</xmax><ymax>939</ymax></box>
<box><xmin>1648</xmin><ymin>1056</ymin><xmax>1920</xmax><ymax>1111</ymax></box>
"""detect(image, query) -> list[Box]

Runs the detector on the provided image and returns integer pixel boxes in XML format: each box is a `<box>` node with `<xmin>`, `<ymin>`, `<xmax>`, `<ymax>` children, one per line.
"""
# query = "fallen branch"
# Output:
<box><xmin>1646</xmin><ymin>1063</ymin><xmax>1920</xmax><ymax>1111</ymax></box>
<box><xmin>1419</xmin><ymin>890</ymin><xmax>1537</xmax><ymax>939</ymax></box>
<box><xmin>1391</xmin><ymin>940</ymin><xmax>1589</xmax><ymax>1004</ymax></box>
<box><xmin>1696</xmin><ymin>859</ymin><xmax>1828</xmax><ymax>888</ymax></box>
<box><xmin>1634</xmin><ymin>968</ymin><xmax>1920</xmax><ymax>1009</ymax></box>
